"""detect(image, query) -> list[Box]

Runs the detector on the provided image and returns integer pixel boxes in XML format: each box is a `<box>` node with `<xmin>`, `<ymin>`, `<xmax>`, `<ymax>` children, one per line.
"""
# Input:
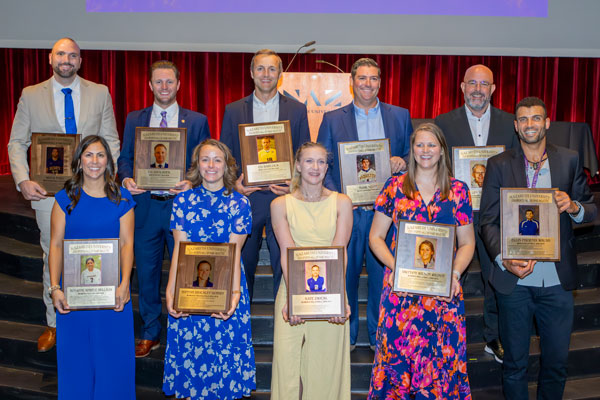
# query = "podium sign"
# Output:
<box><xmin>280</xmin><ymin>72</ymin><xmax>353</xmax><ymax>141</ymax></box>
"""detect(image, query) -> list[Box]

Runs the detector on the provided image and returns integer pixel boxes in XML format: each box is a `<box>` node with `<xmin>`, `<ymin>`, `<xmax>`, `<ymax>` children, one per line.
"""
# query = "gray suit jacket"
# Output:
<box><xmin>7</xmin><ymin>76</ymin><xmax>120</xmax><ymax>210</ymax></box>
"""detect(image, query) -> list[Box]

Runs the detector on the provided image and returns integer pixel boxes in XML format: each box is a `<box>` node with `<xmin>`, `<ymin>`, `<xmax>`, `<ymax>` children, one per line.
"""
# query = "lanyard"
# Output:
<box><xmin>524</xmin><ymin>150</ymin><xmax>546</xmax><ymax>188</ymax></box>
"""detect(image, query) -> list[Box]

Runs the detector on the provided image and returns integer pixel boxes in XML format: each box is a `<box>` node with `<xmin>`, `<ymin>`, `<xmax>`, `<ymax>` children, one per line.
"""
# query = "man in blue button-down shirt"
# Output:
<box><xmin>317</xmin><ymin>58</ymin><xmax>412</xmax><ymax>350</ymax></box>
<box><xmin>480</xmin><ymin>97</ymin><xmax>597</xmax><ymax>400</ymax></box>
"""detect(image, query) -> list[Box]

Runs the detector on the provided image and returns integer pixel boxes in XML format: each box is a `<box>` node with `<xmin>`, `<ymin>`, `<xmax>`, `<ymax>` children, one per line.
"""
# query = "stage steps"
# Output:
<box><xmin>1</xmin><ymin>191</ymin><xmax>600</xmax><ymax>399</ymax></box>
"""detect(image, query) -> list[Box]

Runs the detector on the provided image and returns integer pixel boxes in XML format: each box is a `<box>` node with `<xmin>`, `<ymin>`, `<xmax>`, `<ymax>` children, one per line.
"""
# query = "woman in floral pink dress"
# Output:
<box><xmin>368</xmin><ymin>123</ymin><xmax>475</xmax><ymax>399</ymax></box>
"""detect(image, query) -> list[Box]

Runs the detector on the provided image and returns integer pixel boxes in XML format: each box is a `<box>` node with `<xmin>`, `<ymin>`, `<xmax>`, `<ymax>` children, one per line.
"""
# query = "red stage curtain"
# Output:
<box><xmin>1</xmin><ymin>48</ymin><xmax>599</xmax><ymax>181</ymax></box>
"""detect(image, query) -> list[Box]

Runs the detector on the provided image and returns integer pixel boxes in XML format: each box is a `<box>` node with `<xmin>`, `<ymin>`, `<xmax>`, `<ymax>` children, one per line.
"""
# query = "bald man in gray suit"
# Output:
<box><xmin>7</xmin><ymin>37</ymin><xmax>120</xmax><ymax>352</ymax></box>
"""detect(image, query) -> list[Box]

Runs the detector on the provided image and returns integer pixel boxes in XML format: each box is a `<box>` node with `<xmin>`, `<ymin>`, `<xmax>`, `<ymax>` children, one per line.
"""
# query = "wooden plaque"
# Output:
<box><xmin>452</xmin><ymin>145</ymin><xmax>505</xmax><ymax>210</ymax></box>
<box><xmin>393</xmin><ymin>221</ymin><xmax>456</xmax><ymax>297</ymax></box>
<box><xmin>500</xmin><ymin>188</ymin><xmax>560</xmax><ymax>261</ymax></box>
<box><xmin>238</xmin><ymin>121</ymin><xmax>293</xmax><ymax>187</ymax></box>
<box><xmin>174</xmin><ymin>242</ymin><xmax>235</xmax><ymax>314</ymax></box>
<box><xmin>338</xmin><ymin>139</ymin><xmax>392</xmax><ymax>206</ymax></box>
<box><xmin>287</xmin><ymin>246</ymin><xmax>345</xmax><ymax>320</ymax></box>
<box><xmin>133</xmin><ymin>127</ymin><xmax>187</xmax><ymax>190</ymax></box>
<box><xmin>62</xmin><ymin>238</ymin><xmax>120</xmax><ymax>310</ymax></box>
<box><xmin>30</xmin><ymin>133</ymin><xmax>81</xmax><ymax>196</ymax></box>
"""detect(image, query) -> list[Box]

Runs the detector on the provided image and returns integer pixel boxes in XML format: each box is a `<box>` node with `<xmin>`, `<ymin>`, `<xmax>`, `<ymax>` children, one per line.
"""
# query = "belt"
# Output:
<box><xmin>150</xmin><ymin>194</ymin><xmax>176</xmax><ymax>201</ymax></box>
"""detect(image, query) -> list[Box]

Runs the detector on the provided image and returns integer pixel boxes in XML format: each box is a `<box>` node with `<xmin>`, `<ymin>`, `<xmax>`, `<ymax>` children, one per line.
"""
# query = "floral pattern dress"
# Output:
<box><xmin>368</xmin><ymin>175</ymin><xmax>473</xmax><ymax>400</ymax></box>
<box><xmin>163</xmin><ymin>185</ymin><xmax>256</xmax><ymax>400</ymax></box>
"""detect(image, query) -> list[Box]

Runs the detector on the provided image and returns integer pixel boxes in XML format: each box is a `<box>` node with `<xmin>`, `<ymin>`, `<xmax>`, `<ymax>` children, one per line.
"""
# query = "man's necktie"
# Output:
<box><xmin>160</xmin><ymin>111</ymin><xmax>168</xmax><ymax>128</ymax></box>
<box><xmin>62</xmin><ymin>88</ymin><xmax>77</xmax><ymax>134</ymax></box>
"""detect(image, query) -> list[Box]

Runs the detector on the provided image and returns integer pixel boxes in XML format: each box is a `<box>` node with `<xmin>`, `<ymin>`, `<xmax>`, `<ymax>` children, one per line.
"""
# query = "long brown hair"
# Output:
<box><xmin>402</xmin><ymin>123</ymin><xmax>452</xmax><ymax>200</ymax></box>
<box><xmin>64</xmin><ymin>135</ymin><xmax>122</xmax><ymax>214</ymax></box>
<box><xmin>186</xmin><ymin>139</ymin><xmax>238</xmax><ymax>194</ymax></box>
<box><xmin>290</xmin><ymin>142</ymin><xmax>329</xmax><ymax>192</ymax></box>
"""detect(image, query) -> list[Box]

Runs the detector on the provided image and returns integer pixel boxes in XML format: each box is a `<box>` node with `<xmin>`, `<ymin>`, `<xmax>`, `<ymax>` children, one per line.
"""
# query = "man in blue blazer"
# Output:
<box><xmin>117</xmin><ymin>60</ymin><xmax>210</xmax><ymax>357</ymax></box>
<box><xmin>480</xmin><ymin>97</ymin><xmax>596</xmax><ymax>399</ymax></box>
<box><xmin>317</xmin><ymin>58</ymin><xmax>412</xmax><ymax>350</ymax></box>
<box><xmin>434</xmin><ymin>64</ymin><xmax>519</xmax><ymax>363</ymax></box>
<box><xmin>220</xmin><ymin>49</ymin><xmax>310</xmax><ymax>302</ymax></box>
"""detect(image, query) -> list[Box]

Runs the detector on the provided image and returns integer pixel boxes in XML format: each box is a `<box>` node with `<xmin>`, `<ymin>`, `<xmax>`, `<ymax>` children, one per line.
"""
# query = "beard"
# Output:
<box><xmin>53</xmin><ymin>63</ymin><xmax>77</xmax><ymax>79</ymax></box>
<box><xmin>518</xmin><ymin>127</ymin><xmax>547</xmax><ymax>144</ymax></box>
<box><xmin>465</xmin><ymin>91</ymin><xmax>490</xmax><ymax>112</ymax></box>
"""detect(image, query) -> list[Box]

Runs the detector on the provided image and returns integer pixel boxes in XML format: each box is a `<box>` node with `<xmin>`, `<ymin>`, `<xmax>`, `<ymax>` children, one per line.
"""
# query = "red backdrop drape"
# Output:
<box><xmin>2</xmin><ymin>48</ymin><xmax>599</xmax><ymax>180</ymax></box>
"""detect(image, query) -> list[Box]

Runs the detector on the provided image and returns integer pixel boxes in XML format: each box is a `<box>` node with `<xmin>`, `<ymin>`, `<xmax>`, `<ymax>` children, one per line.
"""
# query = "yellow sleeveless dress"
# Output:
<box><xmin>271</xmin><ymin>192</ymin><xmax>351</xmax><ymax>400</ymax></box>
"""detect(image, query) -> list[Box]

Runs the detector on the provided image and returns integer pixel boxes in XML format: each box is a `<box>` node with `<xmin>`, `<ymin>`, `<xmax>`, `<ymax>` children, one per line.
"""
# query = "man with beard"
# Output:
<box><xmin>117</xmin><ymin>60</ymin><xmax>210</xmax><ymax>357</ymax></box>
<box><xmin>480</xmin><ymin>97</ymin><xmax>596</xmax><ymax>399</ymax></box>
<box><xmin>434</xmin><ymin>64</ymin><xmax>518</xmax><ymax>363</ymax></box>
<box><xmin>8</xmin><ymin>37</ymin><xmax>120</xmax><ymax>352</ymax></box>
<box><xmin>317</xmin><ymin>58</ymin><xmax>412</xmax><ymax>351</ymax></box>
<box><xmin>220</xmin><ymin>49</ymin><xmax>310</xmax><ymax>302</ymax></box>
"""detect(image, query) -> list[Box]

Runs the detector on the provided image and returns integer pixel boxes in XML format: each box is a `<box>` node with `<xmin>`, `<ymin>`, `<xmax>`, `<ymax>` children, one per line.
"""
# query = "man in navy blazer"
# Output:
<box><xmin>480</xmin><ymin>97</ymin><xmax>596</xmax><ymax>399</ymax></box>
<box><xmin>317</xmin><ymin>58</ymin><xmax>412</xmax><ymax>349</ymax></box>
<box><xmin>434</xmin><ymin>64</ymin><xmax>519</xmax><ymax>363</ymax></box>
<box><xmin>220</xmin><ymin>49</ymin><xmax>310</xmax><ymax>301</ymax></box>
<box><xmin>117</xmin><ymin>60</ymin><xmax>210</xmax><ymax>357</ymax></box>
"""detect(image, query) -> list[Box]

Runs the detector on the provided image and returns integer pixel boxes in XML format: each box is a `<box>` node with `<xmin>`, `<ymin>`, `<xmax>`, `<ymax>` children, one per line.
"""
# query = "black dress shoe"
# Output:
<box><xmin>484</xmin><ymin>339</ymin><xmax>504</xmax><ymax>363</ymax></box>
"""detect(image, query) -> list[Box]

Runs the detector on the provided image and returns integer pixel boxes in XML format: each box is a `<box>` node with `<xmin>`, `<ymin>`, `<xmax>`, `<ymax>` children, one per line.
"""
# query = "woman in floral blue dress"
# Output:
<box><xmin>368</xmin><ymin>123</ymin><xmax>475</xmax><ymax>399</ymax></box>
<box><xmin>163</xmin><ymin>139</ymin><xmax>256</xmax><ymax>399</ymax></box>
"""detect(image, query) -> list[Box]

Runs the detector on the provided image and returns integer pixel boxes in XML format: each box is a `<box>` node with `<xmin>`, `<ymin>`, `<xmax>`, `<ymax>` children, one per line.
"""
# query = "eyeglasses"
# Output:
<box><xmin>465</xmin><ymin>80</ymin><xmax>492</xmax><ymax>88</ymax></box>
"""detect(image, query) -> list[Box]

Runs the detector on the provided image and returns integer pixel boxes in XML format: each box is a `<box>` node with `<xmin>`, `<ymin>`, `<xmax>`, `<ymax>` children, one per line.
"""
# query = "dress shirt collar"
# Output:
<box><xmin>353</xmin><ymin>98</ymin><xmax>381</xmax><ymax>118</ymax></box>
<box><xmin>464</xmin><ymin>103</ymin><xmax>491</xmax><ymax>122</ymax></box>
<box><xmin>253</xmin><ymin>91</ymin><xmax>279</xmax><ymax>108</ymax></box>
<box><xmin>52</xmin><ymin>75</ymin><xmax>80</xmax><ymax>94</ymax></box>
<box><xmin>152</xmin><ymin>101</ymin><xmax>179</xmax><ymax>118</ymax></box>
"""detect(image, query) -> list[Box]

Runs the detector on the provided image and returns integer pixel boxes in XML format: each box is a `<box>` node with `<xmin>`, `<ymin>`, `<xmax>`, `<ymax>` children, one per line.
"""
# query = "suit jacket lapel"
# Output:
<box><xmin>278</xmin><ymin>94</ymin><xmax>288</xmax><ymax>122</ymax></box>
<box><xmin>458</xmin><ymin>107</ymin><xmax>475</xmax><ymax>147</ymax></box>
<box><xmin>342</xmin><ymin>104</ymin><xmax>359</xmax><ymax>141</ymax></box>
<box><xmin>42</xmin><ymin>78</ymin><xmax>61</xmax><ymax>130</ymax></box>
<box><xmin>546</xmin><ymin>143</ymin><xmax>561</xmax><ymax>188</ymax></box>
<box><xmin>381</xmin><ymin>103</ymin><xmax>393</xmax><ymax>139</ymax></box>
<box><xmin>178</xmin><ymin>108</ymin><xmax>188</xmax><ymax>129</ymax></box>
<box><xmin>245</xmin><ymin>94</ymin><xmax>254</xmax><ymax>123</ymax></box>
<box><xmin>510</xmin><ymin>145</ymin><xmax>528</xmax><ymax>188</ymax></box>
<box><xmin>78</xmin><ymin>77</ymin><xmax>89</xmax><ymax>132</ymax></box>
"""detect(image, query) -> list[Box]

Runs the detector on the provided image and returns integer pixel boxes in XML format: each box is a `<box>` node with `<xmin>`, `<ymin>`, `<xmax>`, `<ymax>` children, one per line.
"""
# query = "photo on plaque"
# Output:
<box><xmin>287</xmin><ymin>246</ymin><xmax>345</xmax><ymax>320</ymax></box>
<box><xmin>518</xmin><ymin>205</ymin><xmax>540</xmax><ymax>236</ymax></box>
<box><xmin>338</xmin><ymin>139</ymin><xmax>391</xmax><ymax>206</ymax></box>
<box><xmin>393</xmin><ymin>220</ymin><xmax>456</xmax><ymax>297</ymax></box>
<box><xmin>501</xmin><ymin>188</ymin><xmax>560</xmax><ymax>261</ymax></box>
<box><xmin>452</xmin><ymin>146</ymin><xmax>504</xmax><ymax>210</ymax></box>
<box><xmin>470</xmin><ymin>161</ymin><xmax>486</xmax><ymax>189</ymax></box>
<box><xmin>150</xmin><ymin>142</ymin><xmax>169</xmax><ymax>168</ymax></box>
<box><xmin>174</xmin><ymin>242</ymin><xmax>235</xmax><ymax>314</ymax></box>
<box><xmin>30</xmin><ymin>133</ymin><xmax>81</xmax><ymax>195</ymax></box>
<box><xmin>356</xmin><ymin>154</ymin><xmax>376</xmax><ymax>183</ymax></box>
<box><xmin>257</xmin><ymin>136</ymin><xmax>277</xmax><ymax>163</ymax></box>
<box><xmin>238</xmin><ymin>121</ymin><xmax>293</xmax><ymax>187</ymax></box>
<box><xmin>133</xmin><ymin>127</ymin><xmax>187</xmax><ymax>190</ymax></box>
<box><xmin>80</xmin><ymin>255</ymin><xmax>102</xmax><ymax>285</ymax></box>
<box><xmin>62</xmin><ymin>239</ymin><xmax>119</xmax><ymax>310</ymax></box>
<box><xmin>305</xmin><ymin>261</ymin><xmax>327</xmax><ymax>293</ymax></box>
<box><xmin>46</xmin><ymin>147</ymin><xmax>65</xmax><ymax>174</ymax></box>
<box><xmin>414</xmin><ymin>237</ymin><xmax>437</xmax><ymax>270</ymax></box>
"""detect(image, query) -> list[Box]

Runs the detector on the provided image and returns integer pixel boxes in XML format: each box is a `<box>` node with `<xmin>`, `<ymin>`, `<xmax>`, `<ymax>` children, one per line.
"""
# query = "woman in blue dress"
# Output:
<box><xmin>163</xmin><ymin>138</ymin><xmax>256</xmax><ymax>400</ymax></box>
<box><xmin>48</xmin><ymin>135</ymin><xmax>136</xmax><ymax>399</ymax></box>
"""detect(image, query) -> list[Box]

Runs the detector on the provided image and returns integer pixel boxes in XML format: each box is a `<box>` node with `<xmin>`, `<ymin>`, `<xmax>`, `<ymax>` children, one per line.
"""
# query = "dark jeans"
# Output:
<box><xmin>496</xmin><ymin>284</ymin><xmax>573</xmax><ymax>400</ymax></box>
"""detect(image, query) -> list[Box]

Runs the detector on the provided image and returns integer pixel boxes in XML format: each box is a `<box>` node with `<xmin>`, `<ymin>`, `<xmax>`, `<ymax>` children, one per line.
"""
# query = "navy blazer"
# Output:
<box><xmin>117</xmin><ymin>106</ymin><xmax>211</xmax><ymax>226</ymax></box>
<box><xmin>434</xmin><ymin>105</ymin><xmax>519</xmax><ymax>161</ymax></box>
<box><xmin>479</xmin><ymin>143</ymin><xmax>597</xmax><ymax>294</ymax></box>
<box><xmin>219</xmin><ymin>93</ymin><xmax>311</xmax><ymax>171</ymax></box>
<box><xmin>317</xmin><ymin>102</ymin><xmax>413</xmax><ymax>191</ymax></box>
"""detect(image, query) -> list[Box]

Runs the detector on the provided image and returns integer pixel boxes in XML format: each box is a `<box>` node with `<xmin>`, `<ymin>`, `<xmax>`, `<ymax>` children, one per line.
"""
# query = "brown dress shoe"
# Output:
<box><xmin>135</xmin><ymin>339</ymin><xmax>160</xmax><ymax>358</ymax></box>
<box><xmin>37</xmin><ymin>327</ymin><xmax>56</xmax><ymax>352</ymax></box>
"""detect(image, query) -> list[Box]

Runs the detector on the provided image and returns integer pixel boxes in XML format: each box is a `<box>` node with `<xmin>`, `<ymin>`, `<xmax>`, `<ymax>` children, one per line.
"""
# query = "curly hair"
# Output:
<box><xmin>186</xmin><ymin>139</ymin><xmax>238</xmax><ymax>194</ymax></box>
<box><xmin>290</xmin><ymin>141</ymin><xmax>330</xmax><ymax>192</ymax></box>
<box><xmin>402</xmin><ymin>123</ymin><xmax>452</xmax><ymax>201</ymax></box>
<box><xmin>64</xmin><ymin>135</ymin><xmax>122</xmax><ymax>214</ymax></box>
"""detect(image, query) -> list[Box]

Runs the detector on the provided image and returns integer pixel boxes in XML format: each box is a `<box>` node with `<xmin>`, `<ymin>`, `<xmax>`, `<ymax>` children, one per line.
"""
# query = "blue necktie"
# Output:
<box><xmin>62</xmin><ymin>88</ymin><xmax>77</xmax><ymax>134</ymax></box>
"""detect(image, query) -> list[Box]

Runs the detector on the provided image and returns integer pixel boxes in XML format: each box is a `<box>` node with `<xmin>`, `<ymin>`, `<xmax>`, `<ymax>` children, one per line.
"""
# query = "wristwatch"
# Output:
<box><xmin>568</xmin><ymin>200</ymin><xmax>582</xmax><ymax>217</ymax></box>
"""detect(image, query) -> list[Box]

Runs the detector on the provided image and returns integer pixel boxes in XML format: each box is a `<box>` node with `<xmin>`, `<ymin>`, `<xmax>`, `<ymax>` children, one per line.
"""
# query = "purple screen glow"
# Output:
<box><xmin>86</xmin><ymin>0</ymin><xmax>548</xmax><ymax>17</ymax></box>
